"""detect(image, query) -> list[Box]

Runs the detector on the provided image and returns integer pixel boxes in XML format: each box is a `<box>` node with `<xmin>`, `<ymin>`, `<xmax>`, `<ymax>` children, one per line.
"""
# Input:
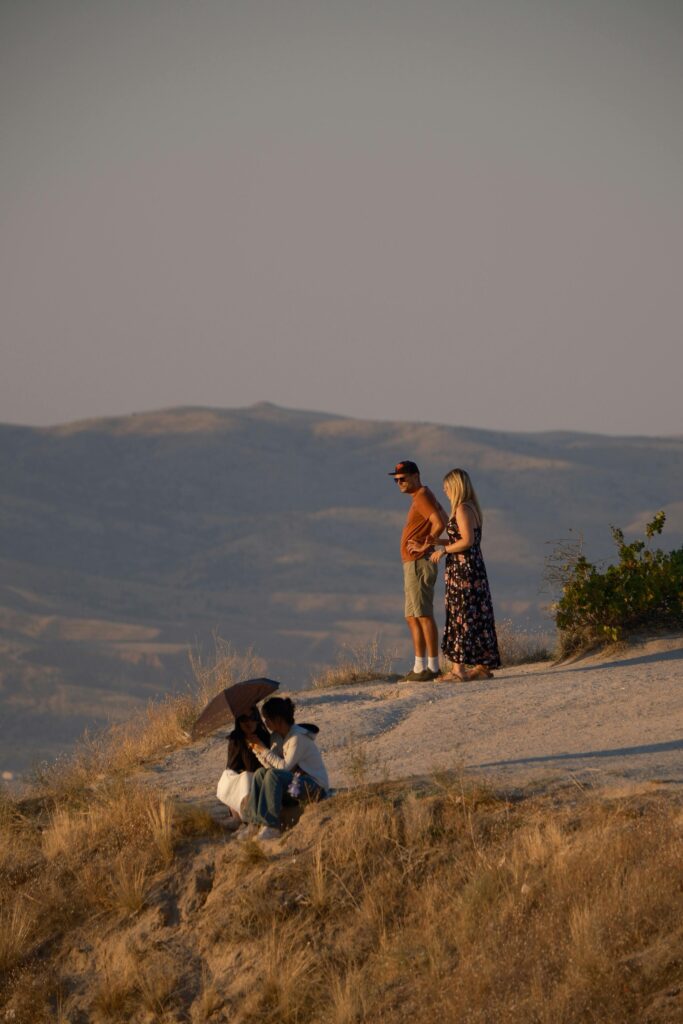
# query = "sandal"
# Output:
<box><xmin>439</xmin><ymin>670</ymin><xmax>469</xmax><ymax>683</ymax></box>
<box><xmin>468</xmin><ymin>665</ymin><xmax>494</xmax><ymax>680</ymax></box>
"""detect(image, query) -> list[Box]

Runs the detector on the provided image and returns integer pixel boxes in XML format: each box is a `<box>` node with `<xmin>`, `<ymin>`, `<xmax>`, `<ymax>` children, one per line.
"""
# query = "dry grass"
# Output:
<box><xmin>31</xmin><ymin>637</ymin><xmax>262</xmax><ymax>803</ymax></box>
<box><xmin>495</xmin><ymin>618</ymin><xmax>555</xmax><ymax>666</ymax></box>
<box><xmin>104</xmin><ymin>852</ymin><xmax>151</xmax><ymax>916</ymax></box>
<box><xmin>328</xmin><ymin>966</ymin><xmax>366</xmax><ymax>1024</ymax></box>
<box><xmin>217</xmin><ymin>783</ymin><xmax>682</xmax><ymax>1024</ymax></box>
<box><xmin>0</xmin><ymin>901</ymin><xmax>35</xmax><ymax>974</ymax></box>
<box><xmin>340</xmin><ymin>735</ymin><xmax>387</xmax><ymax>787</ymax></box>
<box><xmin>41</xmin><ymin>805</ymin><xmax>87</xmax><ymax>861</ymax></box>
<box><xmin>90</xmin><ymin>944</ymin><xmax>180</xmax><ymax>1023</ymax></box>
<box><xmin>236</xmin><ymin>836</ymin><xmax>270</xmax><ymax>870</ymax></box>
<box><xmin>312</xmin><ymin>626</ymin><xmax>553</xmax><ymax>688</ymax></box>
<box><xmin>148</xmin><ymin>799</ymin><xmax>175</xmax><ymax>866</ymax></box>
<box><xmin>2</xmin><ymin>767</ymin><xmax>682</xmax><ymax>1023</ymax></box>
<box><xmin>312</xmin><ymin>636</ymin><xmax>397</xmax><ymax>689</ymax></box>
<box><xmin>188</xmin><ymin>635</ymin><xmax>265</xmax><ymax>709</ymax></box>
<box><xmin>191</xmin><ymin>967</ymin><xmax>224</xmax><ymax>1023</ymax></box>
<box><xmin>496</xmin><ymin>618</ymin><xmax>555</xmax><ymax>665</ymax></box>
<box><xmin>91</xmin><ymin>967</ymin><xmax>136</xmax><ymax>1023</ymax></box>
<box><xmin>3</xmin><ymin>660</ymin><xmax>682</xmax><ymax>1024</ymax></box>
<box><xmin>307</xmin><ymin>840</ymin><xmax>327</xmax><ymax>912</ymax></box>
<box><xmin>257</xmin><ymin>926</ymin><xmax>320</xmax><ymax>1023</ymax></box>
<box><xmin>132</xmin><ymin>948</ymin><xmax>181</xmax><ymax>1018</ymax></box>
<box><xmin>175</xmin><ymin>802</ymin><xmax>225</xmax><ymax>839</ymax></box>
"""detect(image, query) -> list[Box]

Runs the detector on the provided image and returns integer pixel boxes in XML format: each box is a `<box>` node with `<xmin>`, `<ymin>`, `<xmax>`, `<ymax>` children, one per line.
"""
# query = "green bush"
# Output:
<box><xmin>552</xmin><ymin>511</ymin><xmax>683</xmax><ymax>655</ymax></box>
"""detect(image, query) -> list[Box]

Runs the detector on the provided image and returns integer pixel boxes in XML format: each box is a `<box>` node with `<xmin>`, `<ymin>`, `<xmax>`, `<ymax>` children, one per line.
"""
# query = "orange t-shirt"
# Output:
<box><xmin>400</xmin><ymin>486</ymin><xmax>445</xmax><ymax>562</ymax></box>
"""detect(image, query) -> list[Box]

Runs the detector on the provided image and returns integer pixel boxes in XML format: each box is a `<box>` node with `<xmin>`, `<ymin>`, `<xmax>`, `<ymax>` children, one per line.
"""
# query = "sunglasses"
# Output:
<box><xmin>394</xmin><ymin>476</ymin><xmax>408</xmax><ymax>483</ymax></box>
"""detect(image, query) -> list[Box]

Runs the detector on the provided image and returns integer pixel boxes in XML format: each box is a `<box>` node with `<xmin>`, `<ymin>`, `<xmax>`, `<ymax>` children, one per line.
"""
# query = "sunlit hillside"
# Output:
<box><xmin>2</xmin><ymin>635</ymin><xmax>682</xmax><ymax>1024</ymax></box>
<box><xmin>1</xmin><ymin>403</ymin><xmax>681</xmax><ymax>772</ymax></box>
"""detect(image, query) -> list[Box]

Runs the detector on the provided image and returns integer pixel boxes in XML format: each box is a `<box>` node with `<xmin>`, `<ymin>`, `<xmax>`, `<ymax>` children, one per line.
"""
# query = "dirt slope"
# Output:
<box><xmin>141</xmin><ymin>635</ymin><xmax>683</xmax><ymax>808</ymax></box>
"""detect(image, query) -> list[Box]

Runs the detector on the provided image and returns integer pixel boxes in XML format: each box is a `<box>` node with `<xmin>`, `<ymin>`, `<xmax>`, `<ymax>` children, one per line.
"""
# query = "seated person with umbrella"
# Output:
<box><xmin>242</xmin><ymin>696</ymin><xmax>329</xmax><ymax>841</ymax></box>
<box><xmin>218</xmin><ymin>706</ymin><xmax>273</xmax><ymax>823</ymax></box>
<box><xmin>192</xmin><ymin>677</ymin><xmax>281</xmax><ymax>824</ymax></box>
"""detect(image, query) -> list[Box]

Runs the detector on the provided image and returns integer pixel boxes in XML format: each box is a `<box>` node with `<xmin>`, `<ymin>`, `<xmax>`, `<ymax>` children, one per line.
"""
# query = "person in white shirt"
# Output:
<box><xmin>243</xmin><ymin>696</ymin><xmax>329</xmax><ymax>841</ymax></box>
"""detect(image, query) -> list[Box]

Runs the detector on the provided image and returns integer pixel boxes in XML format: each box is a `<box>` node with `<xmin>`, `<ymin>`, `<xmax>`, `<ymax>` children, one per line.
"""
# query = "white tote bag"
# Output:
<box><xmin>216</xmin><ymin>769</ymin><xmax>254</xmax><ymax>817</ymax></box>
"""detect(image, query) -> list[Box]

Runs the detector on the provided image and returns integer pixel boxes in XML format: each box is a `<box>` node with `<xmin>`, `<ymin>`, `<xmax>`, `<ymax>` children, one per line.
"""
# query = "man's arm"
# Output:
<box><xmin>249</xmin><ymin>733</ymin><xmax>302</xmax><ymax>772</ymax></box>
<box><xmin>408</xmin><ymin>507</ymin><xmax>448</xmax><ymax>555</ymax></box>
<box><xmin>427</xmin><ymin>505</ymin><xmax>448</xmax><ymax>543</ymax></box>
<box><xmin>251</xmin><ymin>741</ymin><xmax>286</xmax><ymax>770</ymax></box>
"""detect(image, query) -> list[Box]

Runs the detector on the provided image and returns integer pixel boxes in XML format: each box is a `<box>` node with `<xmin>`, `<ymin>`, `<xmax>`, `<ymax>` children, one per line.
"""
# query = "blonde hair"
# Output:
<box><xmin>443</xmin><ymin>468</ymin><xmax>483</xmax><ymax>526</ymax></box>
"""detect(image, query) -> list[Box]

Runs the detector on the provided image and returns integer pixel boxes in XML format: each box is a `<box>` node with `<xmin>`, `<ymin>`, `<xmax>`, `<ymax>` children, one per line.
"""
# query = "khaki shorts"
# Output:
<box><xmin>403</xmin><ymin>558</ymin><xmax>438</xmax><ymax>618</ymax></box>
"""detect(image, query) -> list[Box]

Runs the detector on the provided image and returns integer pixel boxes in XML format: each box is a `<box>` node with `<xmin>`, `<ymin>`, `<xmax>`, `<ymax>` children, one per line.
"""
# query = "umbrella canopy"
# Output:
<box><xmin>190</xmin><ymin>677</ymin><xmax>280</xmax><ymax>740</ymax></box>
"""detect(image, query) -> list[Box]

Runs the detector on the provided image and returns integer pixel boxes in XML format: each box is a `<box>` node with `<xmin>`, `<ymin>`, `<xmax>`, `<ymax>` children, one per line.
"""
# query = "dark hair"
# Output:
<box><xmin>262</xmin><ymin>696</ymin><xmax>295</xmax><ymax>725</ymax></box>
<box><xmin>233</xmin><ymin>706</ymin><xmax>267</xmax><ymax>741</ymax></box>
<box><xmin>226</xmin><ymin>706</ymin><xmax>271</xmax><ymax>772</ymax></box>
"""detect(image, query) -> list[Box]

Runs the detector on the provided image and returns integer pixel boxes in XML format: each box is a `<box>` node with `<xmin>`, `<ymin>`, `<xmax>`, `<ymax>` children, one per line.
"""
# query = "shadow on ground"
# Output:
<box><xmin>477</xmin><ymin>737</ymin><xmax>683</xmax><ymax>769</ymax></box>
<box><xmin>552</xmin><ymin>645</ymin><xmax>683</xmax><ymax>676</ymax></box>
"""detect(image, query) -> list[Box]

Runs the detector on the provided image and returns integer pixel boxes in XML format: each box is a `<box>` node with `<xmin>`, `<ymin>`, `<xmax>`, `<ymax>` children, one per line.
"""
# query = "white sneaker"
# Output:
<box><xmin>256</xmin><ymin>826</ymin><xmax>282</xmax><ymax>841</ymax></box>
<box><xmin>235</xmin><ymin>823</ymin><xmax>255</xmax><ymax>841</ymax></box>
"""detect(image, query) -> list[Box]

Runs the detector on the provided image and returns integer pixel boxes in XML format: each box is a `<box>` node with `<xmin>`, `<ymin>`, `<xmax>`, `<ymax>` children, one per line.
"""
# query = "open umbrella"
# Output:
<box><xmin>190</xmin><ymin>677</ymin><xmax>280</xmax><ymax>740</ymax></box>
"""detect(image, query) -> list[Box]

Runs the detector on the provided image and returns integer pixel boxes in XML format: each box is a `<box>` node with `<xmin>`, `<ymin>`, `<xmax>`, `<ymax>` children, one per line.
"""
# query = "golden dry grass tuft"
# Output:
<box><xmin>341</xmin><ymin>735</ymin><xmax>387</xmax><ymax>787</ymax></box>
<box><xmin>191</xmin><ymin>966</ymin><xmax>225</xmax><ymax>1023</ymax></box>
<box><xmin>496</xmin><ymin>618</ymin><xmax>555</xmax><ymax>665</ymax></box>
<box><xmin>0</xmin><ymin>902</ymin><xmax>35</xmax><ymax>974</ymax></box>
<box><xmin>258</xmin><ymin>926</ymin><xmax>320</xmax><ymax>1023</ymax></box>
<box><xmin>312</xmin><ymin>636</ymin><xmax>397</xmax><ymax>689</ymax></box>
<box><xmin>175</xmin><ymin>802</ymin><xmax>225</xmax><ymax>839</ymax></box>
<box><xmin>104</xmin><ymin>852</ymin><xmax>152</xmax><ymax>916</ymax></box>
<box><xmin>147</xmin><ymin>798</ymin><xmax>175</xmax><ymax>866</ymax></box>
<box><xmin>131</xmin><ymin>947</ymin><xmax>181</xmax><ymax>1018</ymax></box>
<box><xmin>90</xmin><ymin>967</ymin><xmax>136</xmax><ymax>1023</ymax></box>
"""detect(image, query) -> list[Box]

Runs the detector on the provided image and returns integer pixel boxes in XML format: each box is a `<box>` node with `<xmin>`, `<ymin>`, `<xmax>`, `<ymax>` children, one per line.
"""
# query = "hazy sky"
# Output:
<box><xmin>2</xmin><ymin>0</ymin><xmax>682</xmax><ymax>434</ymax></box>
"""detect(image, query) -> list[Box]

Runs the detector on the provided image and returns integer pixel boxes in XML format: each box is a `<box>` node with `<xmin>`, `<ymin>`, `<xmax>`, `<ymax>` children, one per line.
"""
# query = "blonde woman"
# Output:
<box><xmin>412</xmin><ymin>469</ymin><xmax>500</xmax><ymax>681</ymax></box>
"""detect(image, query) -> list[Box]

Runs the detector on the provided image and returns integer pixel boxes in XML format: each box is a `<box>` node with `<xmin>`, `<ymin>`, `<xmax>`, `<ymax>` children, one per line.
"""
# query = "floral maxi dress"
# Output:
<box><xmin>441</xmin><ymin>512</ymin><xmax>501</xmax><ymax>668</ymax></box>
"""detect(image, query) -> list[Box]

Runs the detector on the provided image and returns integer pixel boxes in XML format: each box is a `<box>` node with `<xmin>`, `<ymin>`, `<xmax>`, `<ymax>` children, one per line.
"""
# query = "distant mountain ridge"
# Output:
<box><xmin>1</xmin><ymin>403</ymin><xmax>681</xmax><ymax>773</ymax></box>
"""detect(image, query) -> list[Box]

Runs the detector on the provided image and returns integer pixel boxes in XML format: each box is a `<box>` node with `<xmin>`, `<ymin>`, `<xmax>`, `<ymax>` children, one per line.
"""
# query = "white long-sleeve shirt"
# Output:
<box><xmin>256</xmin><ymin>725</ymin><xmax>329</xmax><ymax>791</ymax></box>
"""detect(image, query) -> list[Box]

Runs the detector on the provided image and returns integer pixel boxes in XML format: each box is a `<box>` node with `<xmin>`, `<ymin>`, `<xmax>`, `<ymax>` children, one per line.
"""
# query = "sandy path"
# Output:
<box><xmin>140</xmin><ymin>636</ymin><xmax>683</xmax><ymax>808</ymax></box>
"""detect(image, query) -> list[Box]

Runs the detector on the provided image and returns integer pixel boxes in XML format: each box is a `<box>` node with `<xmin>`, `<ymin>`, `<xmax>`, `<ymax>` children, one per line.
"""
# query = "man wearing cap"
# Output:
<box><xmin>389</xmin><ymin>461</ymin><xmax>448</xmax><ymax>681</ymax></box>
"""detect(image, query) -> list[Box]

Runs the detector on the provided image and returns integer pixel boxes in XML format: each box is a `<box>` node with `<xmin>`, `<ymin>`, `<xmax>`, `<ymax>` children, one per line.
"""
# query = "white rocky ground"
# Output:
<box><xmin>140</xmin><ymin>635</ymin><xmax>683</xmax><ymax>810</ymax></box>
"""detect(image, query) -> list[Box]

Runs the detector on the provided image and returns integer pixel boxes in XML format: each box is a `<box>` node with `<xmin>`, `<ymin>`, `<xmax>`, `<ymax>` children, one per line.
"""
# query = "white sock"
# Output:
<box><xmin>413</xmin><ymin>656</ymin><xmax>427</xmax><ymax>672</ymax></box>
<box><xmin>427</xmin><ymin>656</ymin><xmax>440</xmax><ymax>673</ymax></box>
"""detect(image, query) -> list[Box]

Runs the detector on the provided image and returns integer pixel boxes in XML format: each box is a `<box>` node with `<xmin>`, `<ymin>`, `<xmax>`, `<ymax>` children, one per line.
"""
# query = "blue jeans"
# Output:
<box><xmin>246</xmin><ymin>767</ymin><xmax>325</xmax><ymax>828</ymax></box>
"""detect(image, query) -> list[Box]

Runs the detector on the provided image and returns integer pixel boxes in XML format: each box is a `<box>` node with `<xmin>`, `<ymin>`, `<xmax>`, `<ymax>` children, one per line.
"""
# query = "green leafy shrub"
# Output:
<box><xmin>552</xmin><ymin>511</ymin><xmax>683</xmax><ymax>655</ymax></box>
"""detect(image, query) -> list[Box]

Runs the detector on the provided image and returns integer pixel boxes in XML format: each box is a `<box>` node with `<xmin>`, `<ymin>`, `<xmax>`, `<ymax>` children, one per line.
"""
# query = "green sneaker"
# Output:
<box><xmin>401</xmin><ymin>669</ymin><xmax>434</xmax><ymax>682</ymax></box>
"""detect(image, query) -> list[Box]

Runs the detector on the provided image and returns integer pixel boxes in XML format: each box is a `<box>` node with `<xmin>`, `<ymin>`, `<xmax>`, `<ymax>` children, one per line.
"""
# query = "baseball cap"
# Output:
<box><xmin>388</xmin><ymin>460</ymin><xmax>420</xmax><ymax>477</ymax></box>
